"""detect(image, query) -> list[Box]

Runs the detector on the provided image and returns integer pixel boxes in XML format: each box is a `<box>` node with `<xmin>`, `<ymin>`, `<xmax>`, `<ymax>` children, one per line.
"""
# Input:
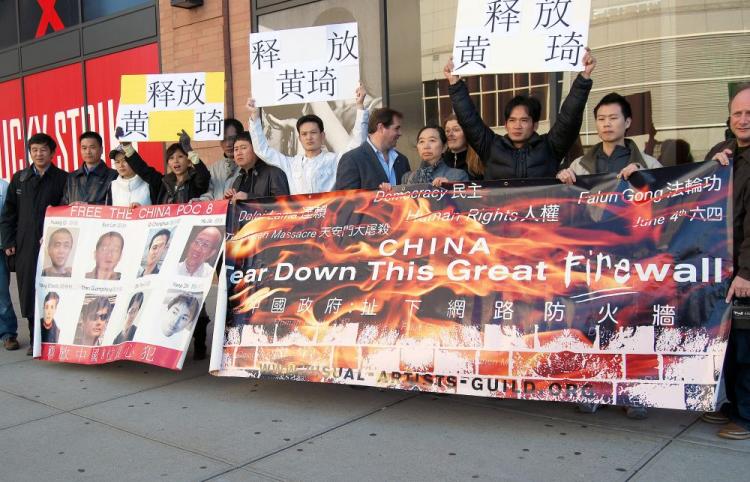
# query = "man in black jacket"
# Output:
<box><xmin>224</xmin><ymin>131</ymin><xmax>290</xmax><ymax>201</ymax></box>
<box><xmin>703</xmin><ymin>84</ymin><xmax>750</xmax><ymax>440</ymax></box>
<box><xmin>334</xmin><ymin>108</ymin><xmax>410</xmax><ymax>190</ymax></box>
<box><xmin>443</xmin><ymin>49</ymin><xmax>596</xmax><ymax>180</ymax></box>
<box><xmin>61</xmin><ymin>131</ymin><xmax>117</xmax><ymax>205</ymax></box>
<box><xmin>0</xmin><ymin>133</ymin><xmax>68</xmax><ymax>355</ymax></box>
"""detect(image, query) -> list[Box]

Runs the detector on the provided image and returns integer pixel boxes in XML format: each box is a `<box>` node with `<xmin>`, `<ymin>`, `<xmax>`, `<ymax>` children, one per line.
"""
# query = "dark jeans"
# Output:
<box><xmin>0</xmin><ymin>252</ymin><xmax>18</xmax><ymax>340</ymax></box>
<box><xmin>192</xmin><ymin>305</ymin><xmax>210</xmax><ymax>348</ymax></box>
<box><xmin>723</xmin><ymin>329</ymin><xmax>750</xmax><ymax>430</ymax></box>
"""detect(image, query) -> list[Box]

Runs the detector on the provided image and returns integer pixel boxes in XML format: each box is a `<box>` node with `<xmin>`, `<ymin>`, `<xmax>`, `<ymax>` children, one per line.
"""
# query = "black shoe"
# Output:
<box><xmin>26</xmin><ymin>346</ymin><xmax>33</xmax><ymax>356</ymax></box>
<box><xmin>3</xmin><ymin>337</ymin><xmax>19</xmax><ymax>350</ymax></box>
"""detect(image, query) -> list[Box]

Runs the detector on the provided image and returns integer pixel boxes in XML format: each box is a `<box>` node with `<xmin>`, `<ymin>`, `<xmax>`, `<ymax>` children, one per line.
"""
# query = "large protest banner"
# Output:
<box><xmin>35</xmin><ymin>201</ymin><xmax>227</xmax><ymax>370</ymax></box>
<box><xmin>116</xmin><ymin>72</ymin><xmax>225</xmax><ymax>142</ymax></box>
<box><xmin>250</xmin><ymin>23</ymin><xmax>360</xmax><ymax>107</ymax></box>
<box><xmin>211</xmin><ymin>162</ymin><xmax>731</xmax><ymax>411</ymax></box>
<box><xmin>452</xmin><ymin>0</ymin><xmax>592</xmax><ymax>74</ymax></box>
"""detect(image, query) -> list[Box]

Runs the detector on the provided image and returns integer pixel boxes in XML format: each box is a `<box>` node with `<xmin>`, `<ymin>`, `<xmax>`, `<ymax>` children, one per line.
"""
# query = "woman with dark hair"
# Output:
<box><xmin>113</xmin><ymin>292</ymin><xmax>144</xmax><ymax>344</ymax></box>
<box><xmin>114</xmin><ymin>128</ymin><xmax>210</xmax><ymax>204</ymax></box>
<box><xmin>400</xmin><ymin>126</ymin><xmax>469</xmax><ymax>186</ymax></box>
<box><xmin>443</xmin><ymin>114</ymin><xmax>484</xmax><ymax>180</ymax></box>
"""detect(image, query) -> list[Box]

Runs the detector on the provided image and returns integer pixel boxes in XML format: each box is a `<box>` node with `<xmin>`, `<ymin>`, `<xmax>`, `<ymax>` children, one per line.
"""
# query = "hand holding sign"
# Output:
<box><xmin>580</xmin><ymin>47</ymin><xmax>596</xmax><ymax>79</ymax></box>
<box><xmin>247</xmin><ymin>98</ymin><xmax>259</xmax><ymax>122</ymax></box>
<box><xmin>249</xmin><ymin>23</ymin><xmax>360</xmax><ymax>107</ymax></box>
<box><xmin>178</xmin><ymin>129</ymin><xmax>193</xmax><ymax>153</ymax></box>
<box><xmin>443</xmin><ymin>57</ymin><xmax>459</xmax><ymax>86</ymax></box>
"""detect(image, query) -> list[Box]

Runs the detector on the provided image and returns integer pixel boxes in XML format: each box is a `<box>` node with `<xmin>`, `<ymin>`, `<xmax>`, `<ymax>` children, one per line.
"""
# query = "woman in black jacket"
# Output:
<box><xmin>114</xmin><ymin>129</ymin><xmax>209</xmax><ymax>205</ymax></box>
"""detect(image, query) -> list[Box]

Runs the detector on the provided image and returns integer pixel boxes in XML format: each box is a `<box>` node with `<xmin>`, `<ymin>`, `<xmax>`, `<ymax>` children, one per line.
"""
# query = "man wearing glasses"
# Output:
<box><xmin>176</xmin><ymin>226</ymin><xmax>222</xmax><ymax>278</ymax></box>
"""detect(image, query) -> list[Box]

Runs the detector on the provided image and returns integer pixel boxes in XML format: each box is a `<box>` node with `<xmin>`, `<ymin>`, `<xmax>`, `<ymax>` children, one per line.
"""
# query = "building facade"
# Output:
<box><xmin>1</xmin><ymin>0</ymin><xmax>748</xmax><ymax>181</ymax></box>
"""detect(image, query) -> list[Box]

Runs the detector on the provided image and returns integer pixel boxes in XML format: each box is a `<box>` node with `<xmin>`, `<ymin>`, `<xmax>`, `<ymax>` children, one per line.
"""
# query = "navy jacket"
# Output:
<box><xmin>334</xmin><ymin>141</ymin><xmax>410</xmax><ymax>190</ymax></box>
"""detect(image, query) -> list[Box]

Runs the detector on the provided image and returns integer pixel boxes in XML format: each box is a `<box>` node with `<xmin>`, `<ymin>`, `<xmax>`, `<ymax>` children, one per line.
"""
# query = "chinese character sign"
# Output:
<box><xmin>34</xmin><ymin>201</ymin><xmax>228</xmax><ymax>370</ymax></box>
<box><xmin>211</xmin><ymin>162</ymin><xmax>732</xmax><ymax>412</ymax></box>
<box><xmin>116</xmin><ymin>72</ymin><xmax>225</xmax><ymax>141</ymax></box>
<box><xmin>452</xmin><ymin>0</ymin><xmax>592</xmax><ymax>74</ymax></box>
<box><xmin>249</xmin><ymin>23</ymin><xmax>360</xmax><ymax>107</ymax></box>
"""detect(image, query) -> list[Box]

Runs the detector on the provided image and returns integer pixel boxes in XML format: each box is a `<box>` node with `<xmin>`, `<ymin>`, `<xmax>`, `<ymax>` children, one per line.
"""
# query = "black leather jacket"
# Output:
<box><xmin>448</xmin><ymin>74</ymin><xmax>592</xmax><ymax>180</ymax></box>
<box><xmin>61</xmin><ymin>161</ymin><xmax>118</xmax><ymax>205</ymax></box>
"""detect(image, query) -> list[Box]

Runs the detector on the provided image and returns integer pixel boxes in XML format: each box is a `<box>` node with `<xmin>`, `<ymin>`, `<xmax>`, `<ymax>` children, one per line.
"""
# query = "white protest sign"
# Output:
<box><xmin>452</xmin><ymin>0</ymin><xmax>591</xmax><ymax>74</ymax></box>
<box><xmin>250</xmin><ymin>22</ymin><xmax>360</xmax><ymax>107</ymax></box>
<box><xmin>116</xmin><ymin>72</ymin><xmax>225</xmax><ymax>142</ymax></box>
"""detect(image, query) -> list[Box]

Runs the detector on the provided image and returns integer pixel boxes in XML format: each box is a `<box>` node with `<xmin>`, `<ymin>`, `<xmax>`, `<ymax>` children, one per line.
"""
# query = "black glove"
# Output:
<box><xmin>178</xmin><ymin>129</ymin><xmax>193</xmax><ymax>153</ymax></box>
<box><xmin>115</xmin><ymin>126</ymin><xmax>124</xmax><ymax>139</ymax></box>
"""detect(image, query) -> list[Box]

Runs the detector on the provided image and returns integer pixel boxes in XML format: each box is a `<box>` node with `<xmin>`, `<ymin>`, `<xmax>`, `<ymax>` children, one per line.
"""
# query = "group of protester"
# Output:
<box><xmin>0</xmin><ymin>48</ymin><xmax>748</xmax><ymax>440</ymax></box>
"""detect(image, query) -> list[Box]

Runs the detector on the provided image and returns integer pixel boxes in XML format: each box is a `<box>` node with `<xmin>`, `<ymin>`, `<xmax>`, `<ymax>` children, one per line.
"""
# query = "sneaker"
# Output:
<box><xmin>3</xmin><ymin>336</ymin><xmax>20</xmax><ymax>350</ymax></box>
<box><xmin>701</xmin><ymin>411</ymin><xmax>730</xmax><ymax>425</ymax></box>
<box><xmin>717</xmin><ymin>422</ymin><xmax>750</xmax><ymax>440</ymax></box>
<box><xmin>577</xmin><ymin>403</ymin><xmax>599</xmax><ymax>414</ymax></box>
<box><xmin>625</xmin><ymin>406</ymin><xmax>649</xmax><ymax>420</ymax></box>
<box><xmin>26</xmin><ymin>346</ymin><xmax>33</xmax><ymax>356</ymax></box>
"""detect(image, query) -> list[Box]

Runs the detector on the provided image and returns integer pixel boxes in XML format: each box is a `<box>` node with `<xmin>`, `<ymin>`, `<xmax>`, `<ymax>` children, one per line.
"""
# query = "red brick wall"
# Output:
<box><xmin>158</xmin><ymin>0</ymin><xmax>251</xmax><ymax>164</ymax></box>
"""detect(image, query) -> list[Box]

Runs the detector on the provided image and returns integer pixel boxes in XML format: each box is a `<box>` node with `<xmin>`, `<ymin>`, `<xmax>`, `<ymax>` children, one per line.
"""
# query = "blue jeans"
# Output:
<box><xmin>0</xmin><ymin>252</ymin><xmax>18</xmax><ymax>340</ymax></box>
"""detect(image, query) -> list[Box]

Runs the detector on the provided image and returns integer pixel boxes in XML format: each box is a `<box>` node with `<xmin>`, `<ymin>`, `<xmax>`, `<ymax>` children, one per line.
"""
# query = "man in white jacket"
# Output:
<box><xmin>557</xmin><ymin>93</ymin><xmax>661</xmax><ymax>184</ymax></box>
<box><xmin>246</xmin><ymin>84</ymin><xmax>369</xmax><ymax>194</ymax></box>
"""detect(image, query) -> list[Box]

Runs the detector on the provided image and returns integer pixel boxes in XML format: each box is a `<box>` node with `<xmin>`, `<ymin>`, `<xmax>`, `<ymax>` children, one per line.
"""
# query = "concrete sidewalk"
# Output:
<box><xmin>1</xmin><ymin>277</ymin><xmax>748</xmax><ymax>482</ymax></box>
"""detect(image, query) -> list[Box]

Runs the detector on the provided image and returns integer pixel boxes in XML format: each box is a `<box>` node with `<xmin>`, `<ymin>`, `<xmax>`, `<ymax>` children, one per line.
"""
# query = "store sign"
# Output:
<box><xmin>0</xmin><ymin>43</ymin><xmax>161</xmax><ymax>181</ymax></box>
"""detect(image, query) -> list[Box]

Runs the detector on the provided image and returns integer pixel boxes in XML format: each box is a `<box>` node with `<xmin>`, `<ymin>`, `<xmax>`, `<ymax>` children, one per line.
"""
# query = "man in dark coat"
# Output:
<box><xmin>443</xmin><ymin>49</ymin><xmax>596</xmax><ymax>180</ymax></box>
<box><xmin>334</xmin><ymin>108</ymin><xmax>410</xmax><ymax>190</ymax></box>
<box><xmin>61</xmin><ymin>131</ymin><xmax>117</xmax><ymax>205</ymax></box>
<box><xmin>703</xmin><ymin>84</ymin><xmax>750</xmax><ymax>440</ymax></box>
<box><xmin>224</xmin><ymin>131</ymin><xmax>290</xmax><ymax>201</ymax></box>
<box><xmin>0</xmin><ymin>133</ymin><xmax>68</xmax><ymax>354</ymax></box>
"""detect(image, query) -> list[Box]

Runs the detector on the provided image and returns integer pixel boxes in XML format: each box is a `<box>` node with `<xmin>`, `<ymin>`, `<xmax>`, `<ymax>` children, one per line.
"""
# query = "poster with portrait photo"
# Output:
<box><xmin>40</xmin><ymin>227</ymin><xmax>79</xmax><ymax>278</ymax></box>
<box><xmin>138</xmin><ymin>227</ymin><xmax>175</xmax><ymax>278</ymax></box>
<box><xmin>34</xmin><ymin>201</ymin><xmax>229</xmax><ymax>369</ymax></box>
<box><xmin>82</xmin><ymin>231</ymin><xmax>126</xmax><ymax>281</ymax></box>
<box><xmin>135</xmin><ymin>289</ymin><xmax>203</xmax><ymax>352</ymax></box>
<box><xmin>176</xmin><ymin>225</ymin><xmax>225</xmax><ymax>279</ymax></box>
<box><xmin>72</xmin><ymin>294</ymin><xmax>117</xmax><ymax>347</ymax></box>
<box><xmin>104</xmin><ymin>290</ymin><xmax>149</xmax><ymax>345</ymax></box>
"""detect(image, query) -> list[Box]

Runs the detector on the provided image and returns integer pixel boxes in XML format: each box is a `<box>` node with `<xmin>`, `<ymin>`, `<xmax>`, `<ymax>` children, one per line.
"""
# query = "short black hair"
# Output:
<box><xmin>28</xmin><ymin>133</ymin><xmax>57</xmax><ymax>153</ymax></box>
<box><xmin>234</xmin><ymin>131</ymin><xmax>253</xmax><ymax>145</ymax></box>
<box><xmin>594</xmin><ymin>92</ymin><xmax>632</xmax><ymax>119</ymax></box>
<box><xmin>504</xmin><ymin>96</ymin><xmax>542</xmax><ymax>124</ymax></box>
<box><xmin>368</xmin><ymin>108</ymin><xmax>403</xmax><ymax>134</ymax></box>
<box><xmin>165</xmin><ymin>143</ymin><xmax>187</xmax><ymax>161</ymax></box>
<box><xmin>224</xmin><ymin>118</ymin><xmax>244</xmax><ymax>137</ymax></box>
<box><xmin>128</xmin><ymin>292</ymin><xmax>144</xmax><ymax>310</ymax></box>
<box><xmin>79</xmin><ymin>131</ymin><xmax>103</xmax><ymax>147</ymax></box>
<box><xmin>44</xmin><ymin>291</ymin><xmax>60</xmax><ymax>304</ymax></box>
<box><xmin>109</xmin><ymin>149</ymin><xmax>124</xmax><ymax>160</ymax></box>
<box><xmin>417</xmin><ymin>125</ymin><xmax>447</xmax><ymax>145</ymax></box>
<box><xmin>149</xmin><ymin>228</ymin><xmax>171</xmax><ymax>247</ymax></box>
<box><xmin>296</xmin><ymin>115</ymin><xmax>324</xmax><ymax>134</ymax></box>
